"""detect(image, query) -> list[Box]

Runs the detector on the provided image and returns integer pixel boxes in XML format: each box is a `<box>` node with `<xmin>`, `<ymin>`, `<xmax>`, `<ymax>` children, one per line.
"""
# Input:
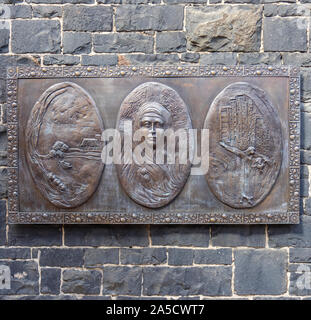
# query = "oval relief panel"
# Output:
<box><xmin>205</xmin><ymin>82</ymin><xmax>283</xmax><ymax>209</ymax></box>
<box><xmin>26</xmin><ymin>82</ymin><xmax>104</xmax><ymax>208</ymax></box>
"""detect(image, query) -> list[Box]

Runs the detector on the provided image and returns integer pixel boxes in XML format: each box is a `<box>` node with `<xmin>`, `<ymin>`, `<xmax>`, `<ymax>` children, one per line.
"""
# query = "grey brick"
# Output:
<box><xmin>40</xmin><ymin>249</ymin><xmax>84</xmax><ymax>267</ymax></box>
<box><xmin>8</xmin><ymin>225</ymin><xmax>62</xmax><ymax>246</ymax></box>
<box><xmin>0</xmin><ymin>248</ymin><xmax>31</xmax><ymax>260</ymax></box>
<box><xmin>120</xmin><ymin>248</ymin><xmax>167</xmax><ymax>265</ymax></box>
<box><xmin>264</xmin><ymin>4</ymin><xmax>307</xmax><ymax>17</ymax></box>
<box><xmin>212</xmin><ymin>225</ymin><xmax>266</xmax><ymax>248</ymax></box>
<box><xmin>98</xmin><ymin>0</ymin><xmax>161</xmax><ymax>2</ymax></box>
<box><xmin>0</xmin><ymin>167</ymin><xmax>7</xmax><ymax>198</ymax></box>
<box><xmin>116</xmin><ymin>5</ymin><xmax>184</xmax><ymax>31</ymax></box>
<box><xmin>43</xmin><ymin>55</ymin><xmax>80</xmax><ymax>66</ymax></box>
<box><xmin>143</xmin><ymin>267</ymin><xmax>232</xmax><ymax>296</ymax></box>
<box><xmin>180</xmin><ymin>52</ymin><xmax>200</xmax><ymax>63</ymax></box>
<box><xmin>234</xmin><ymin>249</ymin><xmax>287</xmax><ymax>295</ymax></box>
<box><xmin>301</xmin><ymin>150</ymin><xmax>311</xmax><ymax>165</ymax></box>
<box><xmin>0</xmin><ymin>125</ymin><xmax>7</xmax><ymax>166</ymax></box>
<box><xmin>41</xmin><ymin>268</ymin><xmax>61</xmax><ymax>295</ymax></box>
<box><xmin>63</xmin><ymin>32</ymin><xmax>91</xmax><ymax>54</ymax></box>
<box><xmin>119</xmin><ymin>54</ymin><xmax>179</xmax><ymax>65</ymax></box>
<box><xmin>102</xmin><ymin>266</ymin><xmax>142</xmax><ymax>295</ymax></box>
<box><xmin>283</xmin><ymin>53</ymin><xmax>311</xmax><ymax>67</ymax></box>
<box><xmin>238</xmin><ymin>53</ymin><xmax>282</xmax><ymax>65</ymax></box>
<box><xmin>164</xmin><ymin>0</ymin><xmax>205</xmax><ymax>3</ymax></box>
<box><xmin>94</xmin><ymin>33</ymin><xmax>153</xmax><ymax>54</ymax></box>
<box><xmin>302</xmin><ymin>112</ymin><xmax>311</xmax><ymax>151</ymax></box>
<box><xmin>194</xmin><ymin>249</ymin><xmax>232</xmax><ymax>265</ymax></box>
<box><xmin>289</xmin><ymin>269</ymin><xmax>311</xmax><ymax>296</ymax></box>
<box><xmin>0</xmin><ymin>29</ymin><xmax>9</xmax><ymax>53</ymax></box>
<box><xmin>301</xmin><ymin>177</ymin><xmax>309</xmax><ymax>197</ymax></box>
<box><xmin>156</xmin><ymin>32</ymin><xmax>186</xmax><ymax>53</ymax></box>
<box><xmin>262</xmin><ymin>0</ymin><xmax>295</xmax><ymax>2</ymax></box>
<box><xmin>200</xmin><ymin>53</ymin><xmax>238</xmax><ymax>65</ymax></box>
<box><xmin>9</xmin><ymin>5</ymin><xmax>32</xmax><ymax>18</ymax></box>
<box><xmin>168</xmin><ymin>249</ymin><xmax>193</xmax><ymax>266</ymax></box>
<box><xmin>0</xmin><ymin>260</ymin><xmax>39</xmax><ymax>295</ymax></box>
<box><xmin>290</xmin><ymin>248</ymin><xmax>311</xmax><ymax>263</ymax></box>
<box><xmin>81</xmin><ymin>55</ymin><xmax>118</xmax><ymax>66</ymax></box>
<box><xmin>65</xmin><ymin>225</ymin><xmax>148</xmax><ymax>247</ymax></box>
<box><xmin>0</xmin><ymin>200</ymin><xmax>6</xmax><ymax>246</ymax></box>
<box><xmin>225</xmin><ymin>0</ymin><xmax>260</xmax><ymax>2</ymax></box>
<box><xmin>269</xmin><ymin>216</ymin><xmax>311</xmax><ymax>247</ymax></box>
<box><xmin>151</xmin><ymin>225</ymin><xmax>210</xmax><ymax>247</ymax></box>
<box><xmin>32</xmin><ymin>6</ymin><xmax>62</xmax><ymax>18</ymax></box>
<box><xmin>304</xmin><ymin>198</ymin><xmax>311</xmax><ymax>215</ymax></box>
<box><xmin>264</xmin><ymin>17</ymin><xmax>307</xmax><ymax>52</ymax></box>
<box><xmin>301</xmin><ymin>68</ymin><xmax>311</xmax><ymax>103</ymax></box>
<box><xmin>12</xmin><ymin>20</ymin><xmax>61</xmax><ymax>53</ymax></box>
<box><xmin>63</xmin><ymin>6</ymin><xmax>113</xmax><ymax>32</ymax></box>
<box><xmin>62</xmin><ymin>269</ymin><xmax>101</xmax><ymax>295</ymax></box>
<box><xmin>84</xmin><ymin>248</ymin><xmax>119</xmax><ymax>267</ymax></box>
<box><xmin>26</xmin><ymin>0</ymin><xmax>94</xmax><ymax>2</ymax></box>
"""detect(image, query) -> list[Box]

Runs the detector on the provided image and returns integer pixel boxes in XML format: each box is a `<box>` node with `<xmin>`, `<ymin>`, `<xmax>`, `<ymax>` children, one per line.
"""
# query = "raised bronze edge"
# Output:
<box><xmin>6</xmin><ymin>65</ymin><xmax>300</xmax><ymax>225</ymax></box>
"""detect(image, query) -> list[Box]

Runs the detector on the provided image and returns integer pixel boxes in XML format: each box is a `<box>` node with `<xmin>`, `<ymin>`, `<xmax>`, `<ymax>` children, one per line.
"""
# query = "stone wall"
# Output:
<box><xmin>1</xmin><ymin>0</ymin><xmax>311</xmax><ymax>300</ymax></box>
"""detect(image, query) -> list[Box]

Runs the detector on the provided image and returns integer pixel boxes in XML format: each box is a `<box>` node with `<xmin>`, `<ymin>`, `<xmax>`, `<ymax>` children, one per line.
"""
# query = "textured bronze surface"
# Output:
<box><xmin>6</xmin><ymin>65</ymin><xmax>300</xmax><ymax>224</ymax></box>
<box><xmin>205</xmin><ymin>82</ymin><xmax>282</xmax><ymax>209</ymax></box>
<box><xmin>116</xmin><ymin>82</ymin><xmax>192</xmax><ymax>208</ymax></box>
<box><xmin>25</xmin><ymin>82</ymin><xmax>104</xmax><ymax>208</ymax></box>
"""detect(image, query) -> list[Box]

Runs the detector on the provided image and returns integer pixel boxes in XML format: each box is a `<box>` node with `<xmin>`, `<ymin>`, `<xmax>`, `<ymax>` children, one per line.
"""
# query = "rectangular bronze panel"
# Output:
<box><xmin>6</xmin><ymin>65</ymin><xmax>300</xmax><ymax>224</ymax></box>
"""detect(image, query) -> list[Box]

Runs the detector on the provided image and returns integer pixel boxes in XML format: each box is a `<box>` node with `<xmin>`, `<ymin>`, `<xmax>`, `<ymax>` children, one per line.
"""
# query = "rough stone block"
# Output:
<box><xmin>65</xmin><ymin>225</ymin><xmax>148</xmax><ymax>247</ymax></box>
<box><xmin>268</xmin><ymin>216</ymin><xmax>311</xmax><ymax>247</ymax></box>
<box><xmin>9</xmin><ymin>5</ymin><xmax>32</xmax><ymax>18</ymax></box>
<box><xmin>12</xmin><ymin>20</ymin><xmax>61</xmax><ymax>54</ymax></box>
<box><xmin>0</xmin><ymin>125</ymin><xmax>7</xmax><ymax>166</ymax></box>
<box><xmin>120</xmin><ymin>248</ymin><xmax>167</xmax><ymax>265</ymax></box>
<box><xmin>102</xmin><ymin>266</ymin><xmax>142</xmax><ymax>296</ymax></box>
<box><xmin>94</xmin><ymin>33</ymin><xmax>153</xmax><ymax>53</ymax></box>
<box><xmin>63</xmin><ymin>32</ymin><xmax>91</xmax><ymax>54</ymax></box>
<box><xmin>143</xmin><ymin>267</ymin><xmax>232</xmax><ymax>296</ymax></box>
<box><xmin>186</xmin><ymin>6</ymin><xmax>262</xmax><ymax>52</ymax></box>
<box><xmin>81</xmin><ymin>55</ymin><xmax>118</xmax><ymax>66</ymax></box>
<box><xmin>0</xmin><ymin>29</ymin><xmax>9</xmax><ymax>53</ymax></box>
<box><xmin>0</xmin><ymin>248</ymin><xmax>31</xmax><ymax>259</ymax></box>
<box><xmin>0</xmin><ymin>200</ymin><xmax>6</xmax><ymax>246</ymax></box>
<box><xmin>84</xmin><ymin>248</ymin><xmax>119</xmax><ymax>267</ymax></box>
<box><xmin>0</xmin><ymin>260</ymin><xmax>39</xmax><ymax>295</ymax></box>
<box><xmin>264</xmin><ymin>17</ymin><xmax>307</xmax><ymax>52</ymax></box>
<box><xmin>194</xmin><ymin>249</ymin><xmax>232</xmax><ymax>265</ymax></box>
<box><xmin>238</xmin><ymin>53</ymin><xmax>282</xmax><ymax>65</ymax></box>
<box><xmin>290</xmin><ymin>248</ymin><xmax>311</xmax><ymax>263</ymax></box>
<box><xmin>0</xmin><ymin>167</ymin><xmax>7</xmax><ymax>198</ymax></box>
<box><xmin>200</xmin><ymin>53</ymin><xmax>238</xmax><ymax>65</ymax></box>
<box><xmin>234</xmin><ymin>249</ymin><xmax>287</xmax><ymax>295</ymax></box>
<box><xmin>41</xmin><ymin>268</ymin><xmax>61</xmax><ymax>295</ymax></box>
<box><xmin>180</xmin><ymin>52</ymin><xmax>200</xmax><ymax>63</ymax></box>
<box><xmin>8</xmin><ymin>225</ymin><xmax>62</xmax><ymax>246</ymax></box>
<box><xmin>118</xmin><ymin>54</ymin><xmax>179</xmax><ymax>65</ymax></box>
<box><xmin>156</xmin><ymin>32</ymin><xmax>186</xmax><ymax>53</ymax></box>
<box><xmin>116</xmin><ymin>5</ymin><xmax>184</xmax><ymax>31</ymax></box>
<box><xmin>32</xmin><ymin>6</ymin><xmax>62</xmax><ymax>18</ymax></box>
<box><xmin>168</xmin><ymin>249</ymin><xmax>193</xmax><ymax>266</ymax></box>
<box><xmin>289</xmin><ymin>268</ymin><xmax>311</xmax><ymax>296</ymax></box>
<box><xmin>212</xmin><ymin>225</ymin><xmax>266</xmax><ymax>247</ymax></box>
<box><xmin>39</xmin><ymin>249</ymin><xmax>84</xmax><ymax>267</ymax></box>
<box><xmin>63</xmin><ymin>6</ymin><xmax>113</xmax><ymax>32</ymax></box>
<box><xmin>264</xmin><ymin>4</ymin><xmax>307</xmax><ymax>17</ymax></box>
<box><xmin>43</xmin><ymin>55</ymin><xmax>80</xmax><ymax>66</ymax></box>
<box><xmin>62</xmin><ymin>269</ymin><xmax>101</xmax><ymax>295</ymax></box>
<box><xmin>150</xmin><ymin>225</ymin><xmax>209</xmax><ymax>247</ymax></box>
<box><xmin>283</xmin><ymin>53</ymin><xmax>311</xmax><ymax>67</ymax></box>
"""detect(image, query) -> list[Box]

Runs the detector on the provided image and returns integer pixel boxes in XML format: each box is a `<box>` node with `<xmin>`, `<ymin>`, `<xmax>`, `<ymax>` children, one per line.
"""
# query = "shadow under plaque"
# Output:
<box><xmin>6</xmin><ymin>65</ymin><xmax>300</xmax><ymax>224</ymax></box>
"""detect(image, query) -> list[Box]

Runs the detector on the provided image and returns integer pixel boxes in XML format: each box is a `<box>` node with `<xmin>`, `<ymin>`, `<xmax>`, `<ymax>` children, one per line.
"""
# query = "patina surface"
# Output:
<box><xmin>6</xmin><ymin>65</ymin><xmax>300</xmax><ymax>224</ymax></box>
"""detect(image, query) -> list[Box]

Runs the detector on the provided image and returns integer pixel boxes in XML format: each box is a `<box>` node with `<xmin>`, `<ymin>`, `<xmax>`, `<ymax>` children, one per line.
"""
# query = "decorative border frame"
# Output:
<box><xmin>6</xmin><ymin>65</ymin><xmax>300</xmax><ymax>224</ymax></box>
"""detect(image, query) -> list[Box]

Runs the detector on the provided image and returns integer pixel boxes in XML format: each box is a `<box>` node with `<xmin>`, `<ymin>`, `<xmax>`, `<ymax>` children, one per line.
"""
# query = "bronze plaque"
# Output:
<box><xmin>6</xmin><ymin>65</ymin><xmax>300</xmax><ymax>224</ymax></box>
